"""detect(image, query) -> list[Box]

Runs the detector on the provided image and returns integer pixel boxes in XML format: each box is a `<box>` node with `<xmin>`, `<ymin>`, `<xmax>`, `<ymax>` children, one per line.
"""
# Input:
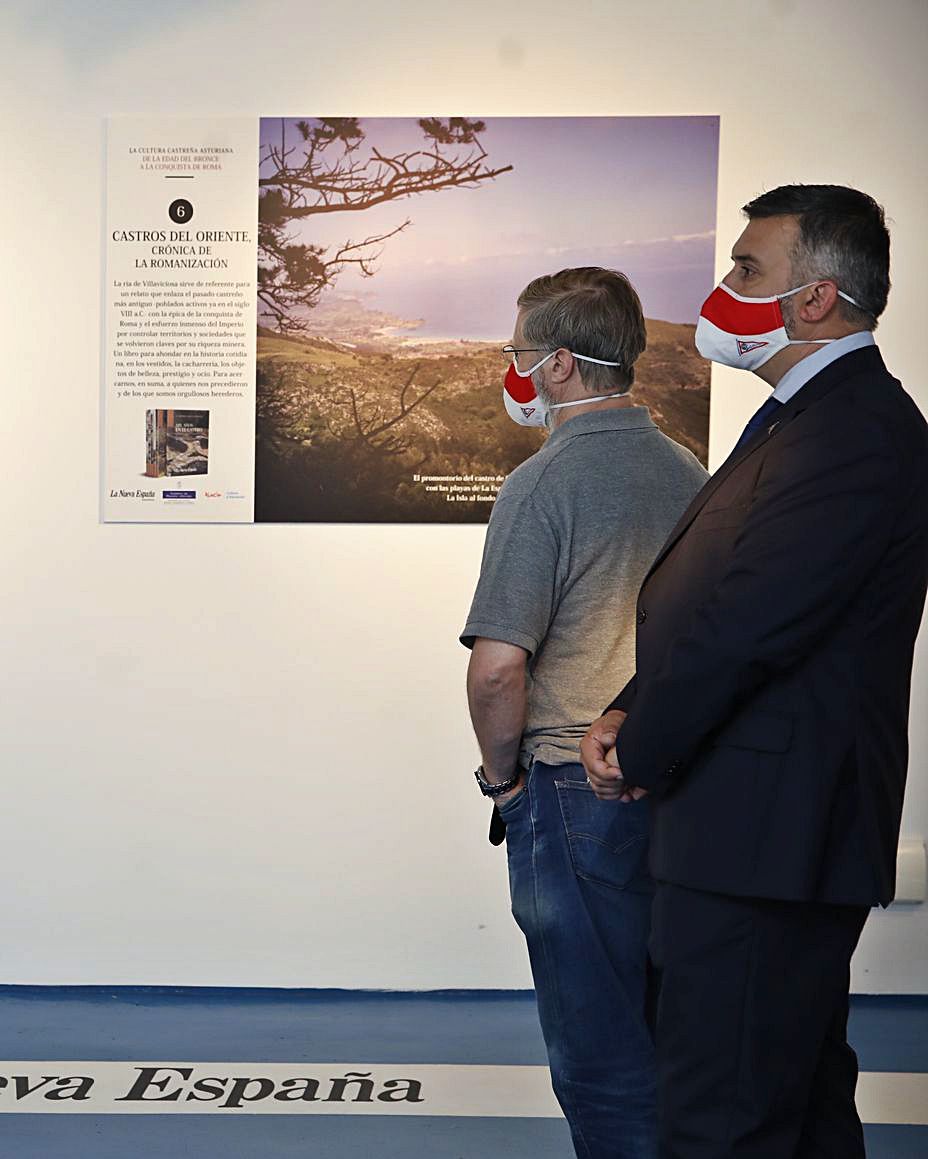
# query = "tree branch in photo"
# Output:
<box><xmin>258</xmin><ymin>117</ymin><xmax>512</xmax><ymax>331</ymax></box>
<box><xmin>328</xmin><ymin>362</ymin><xmax>442</xmax><ymax>458</ymax></box>
<box><xmin>257</xmin><ymin>219</ymin><xmax>410</xmax><ymax>334</ymax></box>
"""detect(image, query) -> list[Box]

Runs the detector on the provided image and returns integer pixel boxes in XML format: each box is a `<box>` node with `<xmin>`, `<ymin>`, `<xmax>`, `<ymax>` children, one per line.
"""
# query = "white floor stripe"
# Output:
<box><xmin>0</xmin><ymin>1063</ymin><xmax>925</xmax><ymax>1123</ymax></box>
<box><xmin>855</xmin><ymin>1071</ymin><xmax>928</xmax><ymax>1126</ymax></box>
<box><xmin>0</xmin><ymin>1063</ymin><xmax>560</xmax><ymax>1117</ymax></box>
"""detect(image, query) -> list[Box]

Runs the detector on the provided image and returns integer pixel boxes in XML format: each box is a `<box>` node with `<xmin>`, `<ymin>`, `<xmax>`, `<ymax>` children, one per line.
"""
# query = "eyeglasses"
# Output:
<box><xmin>501</xmin><ymin>345</ymin><xmax>545</xmax><ymax>363</ymax></box>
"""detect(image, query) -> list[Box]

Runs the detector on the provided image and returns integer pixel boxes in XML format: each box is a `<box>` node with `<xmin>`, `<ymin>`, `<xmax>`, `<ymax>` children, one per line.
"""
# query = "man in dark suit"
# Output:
<box><xmin>581</xmin><ymin>185</ymin><xmax>928</xmax><ymax>1158</ymax></box>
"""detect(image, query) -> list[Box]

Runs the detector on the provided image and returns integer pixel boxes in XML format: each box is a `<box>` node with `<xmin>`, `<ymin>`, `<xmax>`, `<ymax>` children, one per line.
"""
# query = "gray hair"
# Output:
<box><xmin>743</xmin><ymin>185</ymin><xmax>890</xmax><ymax>330</ymax></box>
<box><xmin>517</xmin><ymin>267</ymin><xmax>647</xmax><ymax>392</ymax></box>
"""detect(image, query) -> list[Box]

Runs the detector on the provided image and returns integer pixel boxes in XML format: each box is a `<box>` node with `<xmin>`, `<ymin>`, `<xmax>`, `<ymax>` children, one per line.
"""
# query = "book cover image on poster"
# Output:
<box><xmin>145</xmin><ymin>410</ymin><xmax>210</xmax><ymax>477</ymax></box>
<box><xmin>253</xmin><ymin>116</ymin><xmax>720</xmax><ymax>524</ymax></box>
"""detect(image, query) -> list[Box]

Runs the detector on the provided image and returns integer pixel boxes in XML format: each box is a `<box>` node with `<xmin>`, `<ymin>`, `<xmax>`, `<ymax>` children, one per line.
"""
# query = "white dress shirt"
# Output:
<box><xmin>772</xmin><ymin>330</ymin><xmax>876</xmax><ymax>404</ymax></box>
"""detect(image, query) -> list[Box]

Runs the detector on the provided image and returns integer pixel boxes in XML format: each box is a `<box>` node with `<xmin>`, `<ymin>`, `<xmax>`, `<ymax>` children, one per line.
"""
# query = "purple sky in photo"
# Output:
<box><xmin>259</xmin><ymin>116</ymin><xmax>720</xmax><ymax>337</ymax></box>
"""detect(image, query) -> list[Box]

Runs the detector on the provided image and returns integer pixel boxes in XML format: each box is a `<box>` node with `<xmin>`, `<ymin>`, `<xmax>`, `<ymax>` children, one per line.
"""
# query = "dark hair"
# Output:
<box><xmin>743</xmin><ymin>184</ymin><xmax>890</xmax><ymax>329</ymax></box>
<box><xmin>517</xmin><ymin>267</ymin><xmax>646</xmax><ymax>392</ymax></box>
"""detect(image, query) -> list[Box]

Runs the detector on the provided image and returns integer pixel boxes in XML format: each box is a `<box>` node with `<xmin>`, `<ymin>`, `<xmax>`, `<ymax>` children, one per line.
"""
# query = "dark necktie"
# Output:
<box><xmin>731</xmin><ymin>396</ymin><xmax>783</xmax><ymax>457</ymax></box>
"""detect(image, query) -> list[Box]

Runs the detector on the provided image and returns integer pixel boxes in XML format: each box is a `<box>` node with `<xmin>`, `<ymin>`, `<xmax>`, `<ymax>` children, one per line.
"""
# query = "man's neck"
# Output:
<box><xmin>550</xmin><ymin>393</ymin><xmax>634</xmax><ymax>428</ymax></box>
<box><xmin>756</xmin><ymin>328</ymin><xmax>868</xmax><ymax>387</ymax></box>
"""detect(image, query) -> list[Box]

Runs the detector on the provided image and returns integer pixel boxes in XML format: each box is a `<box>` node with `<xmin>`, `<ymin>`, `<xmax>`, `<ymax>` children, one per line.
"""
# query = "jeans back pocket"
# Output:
<box><xmin>556</xmin><ymin>777</ymin><xmax>652</xmax><ymax>892</ymax></box>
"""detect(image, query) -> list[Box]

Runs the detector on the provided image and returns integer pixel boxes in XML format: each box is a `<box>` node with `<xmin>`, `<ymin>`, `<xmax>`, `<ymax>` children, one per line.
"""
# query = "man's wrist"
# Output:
<box><xmin>492</xmin><ymin>775</ymin><xmax>525</xmax><ymax>806</ymax></box>
<box><xmin>474</xmin><ymin>764</ymin><xmax>522</xmax><ymax>797</ymax></box>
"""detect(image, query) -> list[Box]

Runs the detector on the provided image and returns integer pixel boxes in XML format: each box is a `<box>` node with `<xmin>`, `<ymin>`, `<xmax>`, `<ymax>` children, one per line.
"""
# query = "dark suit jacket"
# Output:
<box><xmin>610</xmin><ymin>345</ymin><xmax>928</xmax><ymax>906</ymax></box>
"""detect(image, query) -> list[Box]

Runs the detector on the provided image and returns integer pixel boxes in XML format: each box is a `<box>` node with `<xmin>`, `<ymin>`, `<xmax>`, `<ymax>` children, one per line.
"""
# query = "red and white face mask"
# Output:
<box><xmin>695</xmin><ymin>281</ymin><xmax>864</xmax><ymax>371</ymax></box>
<box><xmin>503</xmin><ymin>350</ymin><xmax>625</xmax><ymax>428</ymax></box>
<box><xmin>503</xmin><ymin>358</ymin><xmax>549</xmax><ymax>427</ymax></box>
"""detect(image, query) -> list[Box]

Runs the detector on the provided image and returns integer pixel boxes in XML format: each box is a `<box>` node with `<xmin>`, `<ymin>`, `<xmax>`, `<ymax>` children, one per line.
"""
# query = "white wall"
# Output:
<box><xmin>0</xmin><ymin>0</ymin><xmax>925</xmax><ymax>990</ymax></box>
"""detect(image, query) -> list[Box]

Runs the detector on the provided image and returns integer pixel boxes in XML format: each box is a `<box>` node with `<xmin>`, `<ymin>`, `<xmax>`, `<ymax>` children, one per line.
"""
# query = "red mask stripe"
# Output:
<box><xmin>700</xmin><ymin>285</ymin><xmax>784</xmax><ymax>334</ymax></box>
<box><xmin>504</xmin><ymin>361</ymin><xmax>539</xmax><ymax>404</ymax></box>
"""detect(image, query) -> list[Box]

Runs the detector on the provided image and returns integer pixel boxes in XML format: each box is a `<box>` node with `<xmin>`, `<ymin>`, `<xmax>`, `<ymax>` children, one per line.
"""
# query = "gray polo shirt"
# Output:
<box><xmin>461</xmin><ymin>407</ymin><xmax>708</xmax><ymax>768</ymax></box>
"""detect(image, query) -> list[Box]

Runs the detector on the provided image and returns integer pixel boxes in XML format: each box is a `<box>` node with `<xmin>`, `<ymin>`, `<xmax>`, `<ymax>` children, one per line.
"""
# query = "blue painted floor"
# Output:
<box><xmin>0</xmin><ymin>988</ymin><xmax>925</xmax><ymax>1158</ymax></box>
<box><xmin>6</xmin><ymin>1117</ymin><xmax>928</xmax><ymax>1159</ymax></box>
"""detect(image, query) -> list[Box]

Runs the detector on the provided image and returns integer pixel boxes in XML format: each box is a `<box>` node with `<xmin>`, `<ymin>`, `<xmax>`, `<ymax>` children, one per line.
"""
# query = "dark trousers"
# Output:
<box><xmin>649</xmin><ymin>882</ymin><xmax>869</xmax><ymax>1159</ymax></box>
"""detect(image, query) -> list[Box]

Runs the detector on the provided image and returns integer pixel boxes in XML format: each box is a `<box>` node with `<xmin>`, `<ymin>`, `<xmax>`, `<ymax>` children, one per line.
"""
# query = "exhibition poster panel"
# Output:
<box><xmin>102</xmin><ymin>116</ymin><xmax>718</xmax><ymax>524</ymax></box>
<box><xmin>103</xmin><ymin>117</ymin><xmax>259</xmax><ymax>523</ymax></box>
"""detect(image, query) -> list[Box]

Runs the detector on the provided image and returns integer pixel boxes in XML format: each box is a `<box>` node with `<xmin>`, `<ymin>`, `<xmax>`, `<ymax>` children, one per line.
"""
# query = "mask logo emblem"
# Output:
<box><xmin>737</xmin><ymin>339</ymin><xmax>769</xmax><ymax>355</ymax></box>
<box><xmin>521</xmin><ymin>407</ymin><xmax>536</xmax><ymax>418</ymax></box>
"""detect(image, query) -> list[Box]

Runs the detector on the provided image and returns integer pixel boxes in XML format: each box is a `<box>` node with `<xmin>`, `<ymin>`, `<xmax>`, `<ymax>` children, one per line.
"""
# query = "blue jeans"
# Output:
<box><xmin>499</xmin><ymin>760</ymin><xmax>657</xmax><ymax>1159</ymax></box>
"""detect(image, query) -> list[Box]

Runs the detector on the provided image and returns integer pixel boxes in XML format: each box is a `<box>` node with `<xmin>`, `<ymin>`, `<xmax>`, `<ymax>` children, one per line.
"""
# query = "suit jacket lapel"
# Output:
<box><xmin>642</xmin><ymin>346</ymin><xmax>886</xmax><ymax>585</ymax></box>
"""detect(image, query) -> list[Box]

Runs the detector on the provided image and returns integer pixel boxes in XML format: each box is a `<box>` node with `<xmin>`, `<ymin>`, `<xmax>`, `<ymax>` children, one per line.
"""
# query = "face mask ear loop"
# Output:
<box><xmin>541</xmin><ymin>351</ymin><xmax>626</xmax><ymax>409</ymax></box>
<box><xmin>783</xmin><ymin>281</ymin><xmax>868</xmax><ymax>313</ymax></box>
<box><xmin>781</xmin><ymin>281</ymin><xmax>867</xmax><ymax>346</ymax></box>
<box><xmin>548</xmin><ymin>390</ymin><xmax>629</xmax><ymax>412</ymax></box>
<box><xmin>513</xmin><ymin>349</ymin><xmax>622</xmax><ymax>377</ymax></box>
<box><xmin>572</xmin><ymin>352</ymin><xmax>623</xmax><ymax>367</ymax></box>
<box><xmin>837</xmin><ymin>289</ymin><xmax>869</xmax><ymax>313</ymax></box>
<box><xmin>511</xmin><ymin>349</ymin><xmax>556</xmax><ymax>379</ymax></box>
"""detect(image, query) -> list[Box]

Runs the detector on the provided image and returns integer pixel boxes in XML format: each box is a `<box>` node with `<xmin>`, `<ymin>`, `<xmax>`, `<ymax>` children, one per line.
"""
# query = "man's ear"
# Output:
<box><xmin>548</xmin><ymin>347</ymin><xmax>574</xmax><ymax>383</ymax></box>
<box><xmin>797</xmin><ymin>280</ymin><xmax>840</xmax><ymax>324</ymax></box>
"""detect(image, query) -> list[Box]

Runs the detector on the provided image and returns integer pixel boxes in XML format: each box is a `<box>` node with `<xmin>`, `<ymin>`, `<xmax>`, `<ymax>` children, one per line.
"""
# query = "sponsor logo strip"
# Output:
<box><xmin>0</xmin><ymin>1063</ymin><xmax>559</xmax><ymax>1116</ymax></box>
<box><xmin>0</xmin><ymin>1063</ymin><xmax>925</xmax><ymax>1122</ymax></box>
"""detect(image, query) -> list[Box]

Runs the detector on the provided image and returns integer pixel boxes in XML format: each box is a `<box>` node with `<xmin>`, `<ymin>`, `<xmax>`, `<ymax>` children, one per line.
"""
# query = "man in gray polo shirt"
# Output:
<box><xmin>461</xmin><ymin>267</ymin><xmax>707</xmax><ymax>1159</ymax></box>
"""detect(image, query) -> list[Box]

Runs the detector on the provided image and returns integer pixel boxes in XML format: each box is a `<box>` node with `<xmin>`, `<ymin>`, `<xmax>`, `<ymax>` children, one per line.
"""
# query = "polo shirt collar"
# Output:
<box><xmin>546</xmin><ymin>405</ymin><xmax>655</xmax><ymax>445</ymax></box>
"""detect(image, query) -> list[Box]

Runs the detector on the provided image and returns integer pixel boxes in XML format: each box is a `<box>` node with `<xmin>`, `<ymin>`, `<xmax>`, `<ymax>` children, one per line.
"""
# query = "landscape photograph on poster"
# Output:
<box><xmin>254</xmin><ymin>116</ymin><xmax>719</xmax><ymax>523</ymax></box>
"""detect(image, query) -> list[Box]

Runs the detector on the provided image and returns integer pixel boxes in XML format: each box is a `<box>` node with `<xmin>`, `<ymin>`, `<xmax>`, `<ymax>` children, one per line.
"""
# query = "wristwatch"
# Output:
<box><xmin>474</xmin><ymin>764</ymin><xmax>522</xmax><ymax>798</ymax></box>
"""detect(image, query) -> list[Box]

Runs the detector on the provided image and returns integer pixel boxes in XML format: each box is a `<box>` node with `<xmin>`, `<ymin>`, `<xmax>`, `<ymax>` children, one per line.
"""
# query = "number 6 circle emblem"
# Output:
<box><xmin>169</xmin><ymin>199</ymin><xmax>194</xmax><ymax>224</ymax></box>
